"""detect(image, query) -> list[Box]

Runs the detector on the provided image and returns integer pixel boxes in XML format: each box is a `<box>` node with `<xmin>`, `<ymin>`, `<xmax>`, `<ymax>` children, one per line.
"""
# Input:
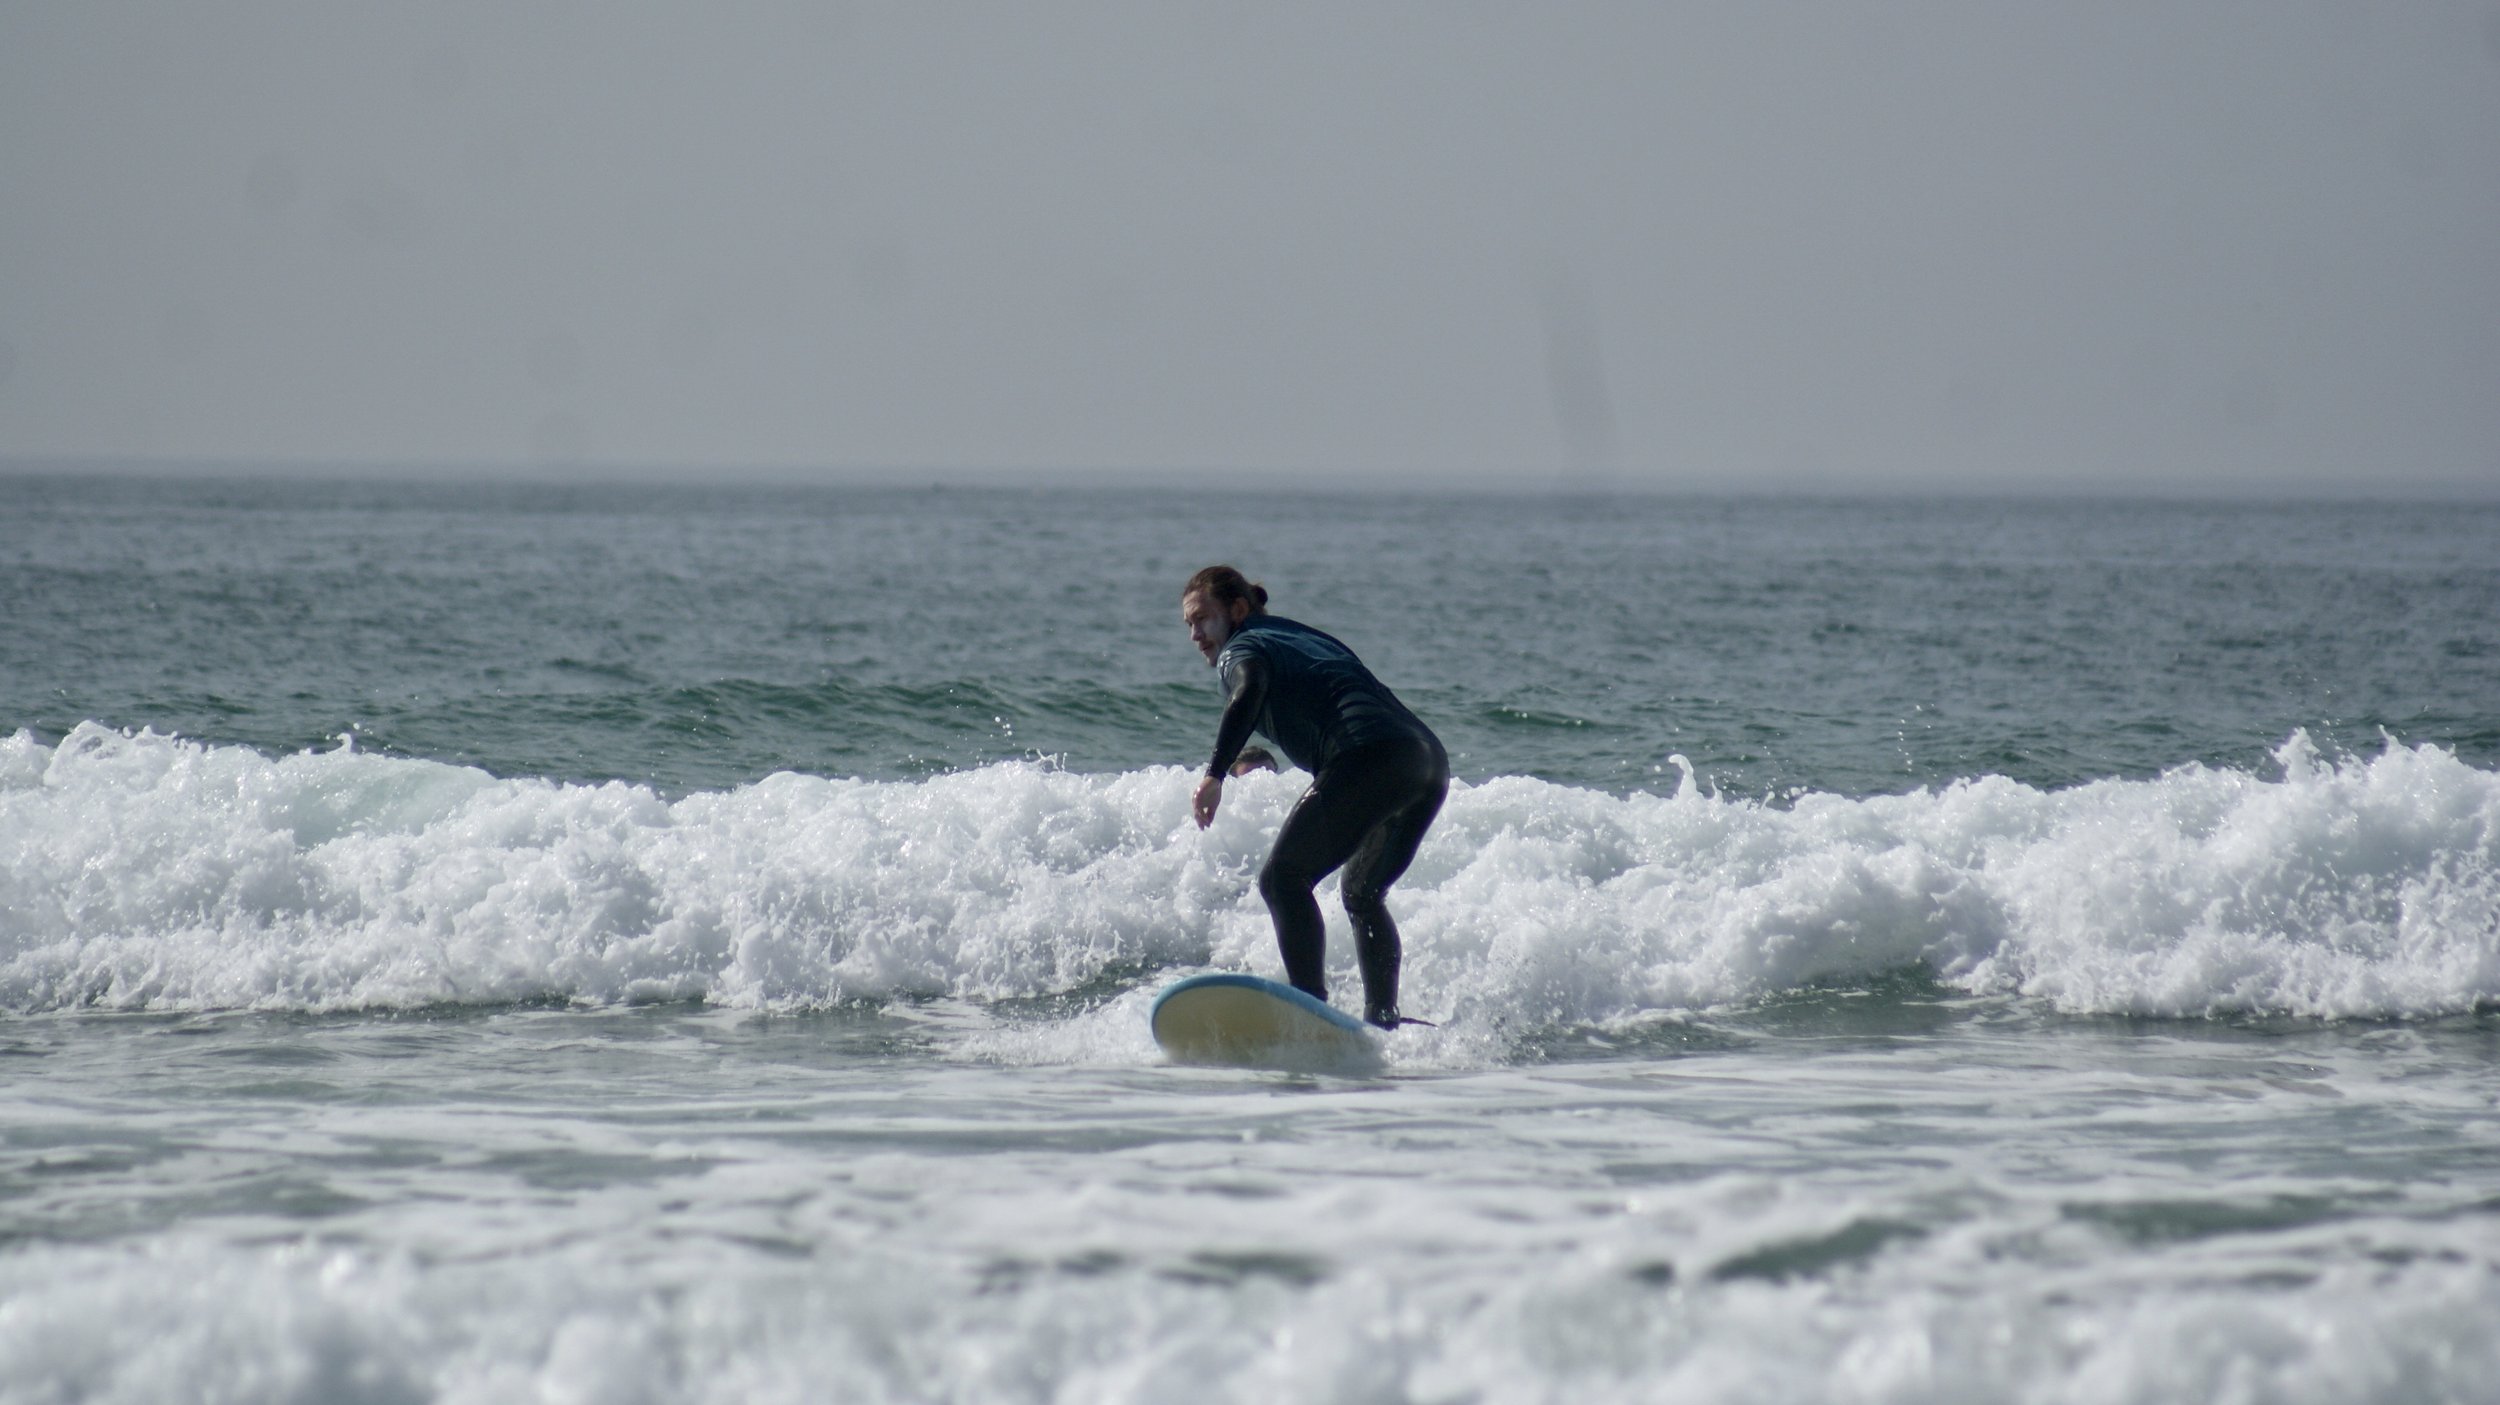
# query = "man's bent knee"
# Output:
<box><xmin>1340</xmin><ymin>886</ymin><xmax>1389</xmax><ymax>922</ymax></box>
<box><xmin>1259</xmin><ymin>859</ymin><xmax>1317</xmax><ymax>908</ymax></box>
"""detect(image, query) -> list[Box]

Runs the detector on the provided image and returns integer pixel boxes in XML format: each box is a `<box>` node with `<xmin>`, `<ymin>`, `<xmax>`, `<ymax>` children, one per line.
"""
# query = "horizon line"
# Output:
<box><xmin>4</xmin><ymin>452</ymin><xmax>2496</xmax><ymax>506</ymax></box>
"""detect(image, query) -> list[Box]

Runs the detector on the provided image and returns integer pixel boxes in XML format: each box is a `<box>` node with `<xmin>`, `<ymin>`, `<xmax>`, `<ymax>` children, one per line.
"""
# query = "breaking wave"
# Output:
<box><xmin>3</xmin><ymin>725</ymin><xmax>2495</xmax><ymax>1040</ymax></box>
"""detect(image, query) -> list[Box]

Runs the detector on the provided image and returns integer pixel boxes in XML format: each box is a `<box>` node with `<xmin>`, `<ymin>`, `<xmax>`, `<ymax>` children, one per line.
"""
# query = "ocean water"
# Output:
<box><xmin>3</xmin><ymin>474</ymin><xmax>2498</xmax><ymax>1402</ymax></box>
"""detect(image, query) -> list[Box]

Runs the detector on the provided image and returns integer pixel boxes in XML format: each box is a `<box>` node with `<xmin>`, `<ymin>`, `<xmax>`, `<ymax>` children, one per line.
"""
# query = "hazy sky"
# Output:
<box><xmin>4</xmin><ymin>3</ymin><xmax>2496</xmax><ymax>493</ymax></box>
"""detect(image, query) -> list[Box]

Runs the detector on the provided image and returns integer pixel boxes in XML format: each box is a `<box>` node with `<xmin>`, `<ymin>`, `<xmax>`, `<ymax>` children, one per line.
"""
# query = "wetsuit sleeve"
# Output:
<box><xmin>1205</xmin><ymin>651</ymin><xmax>1269</xmax><ymax>779</ymax></box>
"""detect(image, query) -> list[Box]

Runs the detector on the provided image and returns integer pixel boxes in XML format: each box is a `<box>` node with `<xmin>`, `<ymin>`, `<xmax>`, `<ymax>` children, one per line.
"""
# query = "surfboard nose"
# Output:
<box><xmin>1149</xmin><ymin>973</ymin><xmax>1384</xmax><ymax>1073</ymax></box>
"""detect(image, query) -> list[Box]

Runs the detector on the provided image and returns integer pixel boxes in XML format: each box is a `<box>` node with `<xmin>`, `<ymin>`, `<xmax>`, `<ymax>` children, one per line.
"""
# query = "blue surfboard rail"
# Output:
<box><xmin>1150</xmin><ymin>972</ymin><xmax>1372</xmax><ymax>1034</ymax></box>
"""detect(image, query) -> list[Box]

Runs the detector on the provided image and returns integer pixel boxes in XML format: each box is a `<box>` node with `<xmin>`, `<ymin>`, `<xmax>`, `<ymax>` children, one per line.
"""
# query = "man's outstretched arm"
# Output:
<box><xmin>1194</xmin><ymin>652</ymin><xmax>1269</xmax><ymax>828</ymax></box>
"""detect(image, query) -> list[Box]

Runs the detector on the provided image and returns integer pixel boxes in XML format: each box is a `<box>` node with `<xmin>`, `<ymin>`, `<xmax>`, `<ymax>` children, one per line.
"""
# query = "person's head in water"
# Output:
<box><xmin>1181</xmin><ymin>565</ymin><xmax>1267</xmax><ymax>665</ymax></box>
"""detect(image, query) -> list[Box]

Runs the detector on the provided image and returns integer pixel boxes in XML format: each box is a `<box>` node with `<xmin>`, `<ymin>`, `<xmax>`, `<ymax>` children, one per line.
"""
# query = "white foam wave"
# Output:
<box><xmin>4</xmin><ymin>725</ymin><xmax>2496</xmax><ymax>1029</ymax></box>
<box><xmin>4</xmin><ymin>1226</ymin><xmax>2494</xmax><ymax>1405</ymax></box>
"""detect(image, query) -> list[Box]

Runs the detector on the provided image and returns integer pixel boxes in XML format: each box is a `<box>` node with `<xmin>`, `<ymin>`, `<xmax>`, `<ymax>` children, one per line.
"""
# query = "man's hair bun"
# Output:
<box><xmin>1184</xmin><ymin>565</ymin><xmax>1268</xmax><ymax>615</ymax></box>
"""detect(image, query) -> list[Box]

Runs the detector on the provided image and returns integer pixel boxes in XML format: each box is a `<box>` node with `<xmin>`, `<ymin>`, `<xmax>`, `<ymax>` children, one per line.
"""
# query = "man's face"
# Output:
<box><xmin>1181</xmin><ymin>591</ymin><xmax>1238</xmax><ymax>665</ymax></box>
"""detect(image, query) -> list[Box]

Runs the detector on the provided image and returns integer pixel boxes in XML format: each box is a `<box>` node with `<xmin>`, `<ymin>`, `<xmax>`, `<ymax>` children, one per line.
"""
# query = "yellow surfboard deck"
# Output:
<box><xmin>1149</xmin><ymin>973</ymin><xmax>1383</xmax><ymax>1073</ymax></box>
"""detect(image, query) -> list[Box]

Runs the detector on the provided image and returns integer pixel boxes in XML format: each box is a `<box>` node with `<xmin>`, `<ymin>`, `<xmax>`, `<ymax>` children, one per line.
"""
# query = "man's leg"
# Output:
<box><xmin>1340</xmin><ymin>767</ymin><xmax>1448</xmax><ymax>1026</ymax></box>
<box><xmin>1258</xmin><ymin>739</ymin><xmax>1447</xmax><ymax>1008</ymax></box>
<box><xmin>1257</xmin><ymin>783</ymin><xmax>1374</xmax><ymax>1000</ymax></box>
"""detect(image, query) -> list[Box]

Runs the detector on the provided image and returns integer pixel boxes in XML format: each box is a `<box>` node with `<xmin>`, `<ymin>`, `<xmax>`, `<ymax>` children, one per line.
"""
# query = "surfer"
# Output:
<box><xmin>1181</xmin><ymin>566</ymin><xmax>1448</xmax><ymax>1029</ymax></box>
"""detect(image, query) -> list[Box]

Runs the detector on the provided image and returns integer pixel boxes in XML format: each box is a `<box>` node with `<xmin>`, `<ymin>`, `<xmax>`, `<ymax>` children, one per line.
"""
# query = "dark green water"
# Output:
<box><xmin>7</xmin><ymin>475</ymin><xmax>2494</xmax><ymax>795</ymax></box>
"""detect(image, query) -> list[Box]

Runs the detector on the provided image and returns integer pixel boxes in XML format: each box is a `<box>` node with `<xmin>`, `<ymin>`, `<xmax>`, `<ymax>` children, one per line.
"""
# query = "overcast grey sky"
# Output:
<box><xmin>3</xmin><ymin>3</ymin><xmax>2495</xmax><ymax>493</ymax></box>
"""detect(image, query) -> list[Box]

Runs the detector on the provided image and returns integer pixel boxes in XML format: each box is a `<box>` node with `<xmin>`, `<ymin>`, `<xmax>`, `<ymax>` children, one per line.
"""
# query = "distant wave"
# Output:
<box><xmin>3</xmin><ymin>725</ymin><xmax>2495</xmax><ymax>1032</ymax></box>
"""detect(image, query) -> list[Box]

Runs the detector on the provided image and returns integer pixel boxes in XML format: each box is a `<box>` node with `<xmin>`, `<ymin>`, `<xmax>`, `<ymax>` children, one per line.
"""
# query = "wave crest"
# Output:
<box><xmin>3</xmin><ymin>726</ymin><xmax>2495</xmax><ymax>1026</ymax></box>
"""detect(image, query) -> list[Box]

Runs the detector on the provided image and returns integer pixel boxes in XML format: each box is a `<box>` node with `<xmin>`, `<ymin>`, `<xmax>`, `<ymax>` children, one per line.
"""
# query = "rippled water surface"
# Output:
<box><xmin>8</xmin><ymin>1001</ymin><xmax>2497</xmax><ymax>1401</ymax></box>
<box><xmin>3</xmin><ymin>475</ymin><xmax>2497</xmax><ymax>1401</ymax></box>
<box><xmin>10</xmin><ymin>477</ymin><xmax>2495</xmax><ymax>795</ymax></box>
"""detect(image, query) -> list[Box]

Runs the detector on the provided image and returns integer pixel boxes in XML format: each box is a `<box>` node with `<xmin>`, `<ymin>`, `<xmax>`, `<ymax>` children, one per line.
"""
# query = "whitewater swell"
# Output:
<box><xmin>2</xmin><ymin>725</ymin><xmax>2495</xmax><ymax>1031</ymax></box>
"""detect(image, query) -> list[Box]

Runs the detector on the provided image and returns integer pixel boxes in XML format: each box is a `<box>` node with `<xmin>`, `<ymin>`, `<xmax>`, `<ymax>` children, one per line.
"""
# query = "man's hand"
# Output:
<box><xmin>1192</xmin><ymin>774</ymin><xmax>1223</xmax><ymax>829</ymax></box>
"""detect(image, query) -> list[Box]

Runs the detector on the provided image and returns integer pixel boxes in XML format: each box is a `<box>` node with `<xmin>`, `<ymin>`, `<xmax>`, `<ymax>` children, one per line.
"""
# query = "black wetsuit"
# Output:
<box><xmin>1206</xmin><ymin>615</ymin><xmax>1448</xmax><ymax>1027</ymax></box>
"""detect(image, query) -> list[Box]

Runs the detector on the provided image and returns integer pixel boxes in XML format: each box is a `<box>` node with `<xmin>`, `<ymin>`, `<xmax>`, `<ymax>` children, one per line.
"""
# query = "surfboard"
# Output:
<box><xmin>1149</xmin><ymin>972</ymin><xmax>1383</xmax><ymax>1073</ymax></box>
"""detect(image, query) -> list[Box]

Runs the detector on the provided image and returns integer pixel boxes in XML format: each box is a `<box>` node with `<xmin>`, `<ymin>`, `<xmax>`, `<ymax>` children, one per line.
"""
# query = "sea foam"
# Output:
<box><xmin>5</xmin><ymin>1220</ymin><xmax>2495</xmax><ymax>1405</ymax></box>
<box><xmin>3</xmin><ymin>725</ymin><xmax>2494</xmax><ymax>1030</ymax></box>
